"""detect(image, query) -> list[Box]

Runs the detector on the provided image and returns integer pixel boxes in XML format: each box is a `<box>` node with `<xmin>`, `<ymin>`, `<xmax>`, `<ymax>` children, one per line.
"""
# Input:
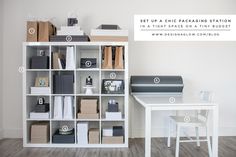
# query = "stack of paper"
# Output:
<box><xmin>77</xmin><ymin>122</ymin><xmax>89</xmax><ymax>144</ymax></box>
<box><xmin>57</xmin><ymin>26</ymin><xmax>84</xmax><ymax>36</ymax></box>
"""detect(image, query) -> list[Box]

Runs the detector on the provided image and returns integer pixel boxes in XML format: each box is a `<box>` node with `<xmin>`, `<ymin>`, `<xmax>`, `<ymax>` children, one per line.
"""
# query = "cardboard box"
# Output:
<box><xmin>31</xmin><ymin>122</ymin><xmax>49</xmax><ymax>143</ymax></box>
<box><xmin>80</xmin><ymin>99</ymin><xmax>98</xmax><ymax>114</ymax></box>
<box><xmin>31</xmin><ymin>138</ymin><xmax>48</xmax><ymax>143</ymax></box>
<box><xmin>102</xmin><ymin>136</ymin><xmax>124</xmax><ymax>144</ymax></box>
<box><xmin>77</xmin><ymin>113</ymin><xmax>99</xmax><ymax>119</ymax></box>
<box><xmin>89</xmin><ymin>128</ymin><xmax>99</xmax><ymax>144</ymax></box>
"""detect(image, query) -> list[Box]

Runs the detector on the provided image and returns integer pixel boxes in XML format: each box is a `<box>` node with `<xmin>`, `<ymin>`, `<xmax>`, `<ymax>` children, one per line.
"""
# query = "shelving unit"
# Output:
<box><xmin>22</xmin><ymin>42</ymin><xmax>128</xmax><ymax>147</ymax></box>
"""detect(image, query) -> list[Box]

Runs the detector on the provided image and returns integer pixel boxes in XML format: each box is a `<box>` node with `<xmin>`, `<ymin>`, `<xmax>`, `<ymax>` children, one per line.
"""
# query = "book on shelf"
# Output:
<box><xmin>53</xmin><ymin>96</ymin><xmax>63</xmax><ymax>119</ymax></box>
<box><xmin>53</xmin><ymin>52</ymin><xmax>65</xmax><ymax>69</ymax></box>
<box><xmin>53</xmin><ymin>74</ymin><xmax>74</xmax><ymax>94</ymax></box>
<box><xmin>66</xmin><ymin>46</ymin><xmax>75</xmax><ymax>70</ymax></box>
<box><xmin>63</xmin><ymin>96</ymin><xmax>74</xmax><ymax>120</ymax></box>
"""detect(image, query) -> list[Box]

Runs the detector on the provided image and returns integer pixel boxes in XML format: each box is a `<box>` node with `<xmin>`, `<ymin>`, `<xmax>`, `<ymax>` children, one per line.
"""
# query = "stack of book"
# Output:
<box><xmin>57</xmin><ymin>26</ymin><xmax>84</xmax><ymax>36</ymax></box>
<box><xmin>90</xmin><ymin>24</ymin><xmax>128</xmax><ymax>42</ymax></box>
<box><xmin>50</xmin><ymin>18</ymin><xmax>90</xmax><ymax>42</ymax></box>
<box><xmin>102</xmin><ymin>126</ymin><xmax>124</xmax><ymax>144</ymax></box>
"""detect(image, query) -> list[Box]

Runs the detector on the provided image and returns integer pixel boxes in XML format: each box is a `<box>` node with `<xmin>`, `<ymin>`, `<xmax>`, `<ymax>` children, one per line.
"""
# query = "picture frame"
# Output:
<box><xmin>35</xmin><ymin>77</ymin><xmax>49</xmax><ymax>87</ymax></box>
<box><xmin>102</xmin><ymin>79</ymin><xmax>124</xmax><ymax>94</ymax></box>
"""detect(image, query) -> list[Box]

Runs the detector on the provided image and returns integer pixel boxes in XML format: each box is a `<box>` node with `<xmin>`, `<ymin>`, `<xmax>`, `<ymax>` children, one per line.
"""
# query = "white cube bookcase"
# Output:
<box><xmin>22</xmin><ymin>42</ymin><xmax>128</xmax><ymax>147</ymax></box>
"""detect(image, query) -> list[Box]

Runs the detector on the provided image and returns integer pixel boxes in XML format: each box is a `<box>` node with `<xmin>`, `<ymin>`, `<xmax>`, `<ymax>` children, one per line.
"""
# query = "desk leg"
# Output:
<box><xmin>145</xmin><ymin>107</ymin><xmax>151</xmax><ymax>157</ymax></box>
<box><xmin>212</xmin><ymin>106</ymin><xmax>219</xmax><ymax>157</ymax></box>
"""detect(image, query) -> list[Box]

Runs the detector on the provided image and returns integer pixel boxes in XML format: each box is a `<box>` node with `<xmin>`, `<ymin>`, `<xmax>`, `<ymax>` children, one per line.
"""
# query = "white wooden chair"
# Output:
<box><xmin>167</xmin><ymin>91</ymin><xmax>213</xmax><ymax>157</ymax></box>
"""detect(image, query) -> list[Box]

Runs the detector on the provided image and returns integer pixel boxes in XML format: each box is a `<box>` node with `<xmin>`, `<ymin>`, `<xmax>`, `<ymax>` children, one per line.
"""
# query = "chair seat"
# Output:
<box><xmin>169</xmin><ymin>116</ymin><xmax>205</xmax><ymax>127</ymax></box>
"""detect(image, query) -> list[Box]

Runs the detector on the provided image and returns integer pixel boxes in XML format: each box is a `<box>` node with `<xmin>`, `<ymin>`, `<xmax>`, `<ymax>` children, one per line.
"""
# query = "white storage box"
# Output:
<box><xmin>105</xmin><ymin>112</ymin><xmax>122</xmax><ymax>120</ymax></box>
<box><xmin>102</xmin><ymin>126</ymin><xmax>113</xmax><ymax>136</ymax></box>
<box><xmin>77</xmin><ymin>122</ymin><xmax>89</xmax><ymax>144</ymax></box>
<box><xmin>30</xmin><ymin>112</ymin><xmax>50</xmax><ymax>119</ymax></box>
<box><xmin>31</xmin><ymin>87</ymin><xmax>50</xmax><ymax>94</ymax></box>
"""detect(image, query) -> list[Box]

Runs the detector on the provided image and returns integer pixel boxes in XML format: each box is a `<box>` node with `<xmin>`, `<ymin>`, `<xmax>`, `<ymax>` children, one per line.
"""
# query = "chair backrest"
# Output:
<box><xmin>197</xmin><ymin>91</ymin><xmax>214</xmax><ymax>122</ymax></box>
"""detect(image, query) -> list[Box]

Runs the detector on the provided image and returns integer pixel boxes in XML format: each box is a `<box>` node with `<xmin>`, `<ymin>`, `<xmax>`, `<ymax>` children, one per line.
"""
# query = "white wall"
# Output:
<box><xmin>2</xmin><ymin>0</ymin><xmax>236</xmax><ymax>138</ymax></box>
<box><xmin>0</xmin><ymin>0</ymin><xmax>4</xmax><ymax>139</ymax></box>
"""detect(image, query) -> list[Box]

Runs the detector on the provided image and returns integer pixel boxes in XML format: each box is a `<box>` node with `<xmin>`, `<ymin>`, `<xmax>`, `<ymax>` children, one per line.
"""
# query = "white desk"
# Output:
<box><xmin>133</xmin><ymin>94</ymin><xmax>219</xmax><ymax>157</ymax></box>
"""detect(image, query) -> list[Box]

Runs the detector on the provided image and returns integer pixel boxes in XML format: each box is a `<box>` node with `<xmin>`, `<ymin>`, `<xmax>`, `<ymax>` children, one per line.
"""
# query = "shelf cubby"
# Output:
<box><xmin>26</xmin><ymin>71</ymin><xmax>50</xmax><ymax>95</ymax></box>
<box><xmin>76</xmin><ymin>45</ymin><xmax>100</xmax><ymax>69</ymax></box>
<box><xmin>26</xmin><ymin>46</ymin><xmax>50</xmax><ymax>70</ymax></box>
<box><xmin>101</xmin><ymin>96</ymin><xmax>125</xmax><ymax>120</ymax></box>
<box><xmin>26</xmin><ymin>96</ymin><xmax>50</xmax><ymax>119</ymax></box>
<box><xmin>76</xmin><ymin>71</ymin><xmax>100</xmax><ymax>94</ymax></box>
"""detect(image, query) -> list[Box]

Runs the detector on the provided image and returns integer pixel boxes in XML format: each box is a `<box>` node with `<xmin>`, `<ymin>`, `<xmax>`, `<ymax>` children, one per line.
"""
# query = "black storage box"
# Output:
<box><xmin>80</xmin><ymin>58</ymin><xmax>97</xmax><ymax>68</ymax></box>
<box><xmin>113</xmin><ymin>126</ymin><xmax>124</xmax><ymax>136</ymax></box>
<box><xmin>35</xmin><ymin>103</ymin><xmax>49</xmax><ymax>113</ymax></box>
<box><xmin>108</xmin><ymin>102</ymin><xmax>119</xmax><ymax>112</ymax></box>
<box><xmin>53</xmin><ymin>74</ymin><xmax>74</xmax><ymax>94</ymax></box>
<box><xmin>50</xmin><ymin>35</ymin><xmax>90</xmax><ymax>42</ymax></box>
<box><xmin>130</xmin><ymin>76</ymin><xmax>184</xmax><ymax>94</ymax></box>
<box><xmin>52</xmin><ymin>129</ymin><xmax>75</xmax><ymax>144</ymax></box>
<box><xmin>98</xmin><ymin>24</ymin><xmax>120</xmax><ymax>30</ymax></box>
<box><xmin>30</xmin><ymin>56</ymin><xmax>49</xmax><ymax>69</ymax></box>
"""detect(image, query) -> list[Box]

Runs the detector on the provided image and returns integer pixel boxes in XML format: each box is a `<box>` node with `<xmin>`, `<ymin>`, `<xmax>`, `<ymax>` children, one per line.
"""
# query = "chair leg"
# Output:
<box><xmin>206</xmin><ymin>127</ymin><xmax>212</xmax><ymax>157</ymax></box>
<box><xmin>195</xmin><ymin>127</ymin><xmax>200</xmax><ymax>147</ymax></box>
<box><xmin>167</xmin><ymin>119</ymin><xmax>171</xmax><ymax>147</ymax></box>
<box><xmin>175</xmin><ymin>125</ymin><xmax>180</xmax><ymax>157</ymax></box>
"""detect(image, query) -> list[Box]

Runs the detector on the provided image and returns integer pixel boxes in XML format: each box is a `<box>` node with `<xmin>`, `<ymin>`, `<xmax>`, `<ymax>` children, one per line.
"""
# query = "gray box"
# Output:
<box><xmin>130</xmin><ymin>76</ymin><xmax>184</xmax><ymax>94</ymax></box>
